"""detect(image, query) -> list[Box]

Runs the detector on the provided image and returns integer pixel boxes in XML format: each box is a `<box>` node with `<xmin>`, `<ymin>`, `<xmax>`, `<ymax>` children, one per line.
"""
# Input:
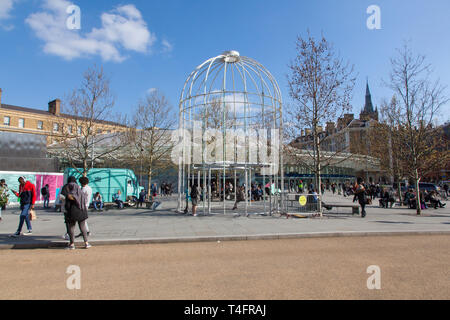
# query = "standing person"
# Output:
<box><xmin>10</xmin><ymin>177</ymin><xmax>36</xmax><ymax>237</ymax></box>
<box><xmin>61</xmin><ymin>176</ymin><xmax>91</xmax><ymax>250</ymax></box>
<box><xmin>0</xmin><ymin>179</ymin><xmax>9</xmax><ymax>222</ymax></box>
<box><xmin>190</xmin><ymin>184</ymin><xmax>199</xmax><ymax>217</ymax></box>
<box><xmin>78</xmin><ymin>177</ymin><xmax>92</xmax><ymax>237</ymax></box>
<box><xmin>0</xmin><ymin>179</ymin><xmax>7</xmax><ymax>212</ymax></box>
<box><xmin>183</xmin><ymin>186</ymin><xmax>190</xmax><ymax>214</ymax></box>
<box><xmin>355</xmin><ymin>177</ymin><xmax>367</xmax><ymax>218</ymax></box>
<box><xmin>41</xmin><ymin>184</ymin><xmax>50</xmax><ymax>209</ymax></box>
<box><xmin>138</xmin><ymin>189</ymin><xmax>146</xmax><ymax>208</ymax></box>
<box><xmin>232</xmin><ymin>186</ymin><xmax>245</xmax><ymax>210</ymax></box>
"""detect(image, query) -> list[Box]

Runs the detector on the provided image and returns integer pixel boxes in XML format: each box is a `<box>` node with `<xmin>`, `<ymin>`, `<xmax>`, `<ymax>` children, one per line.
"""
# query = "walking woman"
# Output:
<box><xmin>61</xmin><ymin>176</ymin><xmax>91</xmax><ymax>250</ymax></box>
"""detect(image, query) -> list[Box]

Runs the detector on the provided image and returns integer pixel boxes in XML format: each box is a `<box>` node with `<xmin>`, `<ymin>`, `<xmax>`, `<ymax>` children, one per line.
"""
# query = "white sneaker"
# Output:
<box><xmin>10</xmin><ymin>232</ymin><xmax>20</xmax><ymax>238</ymax></box>
<box><xmin>23</xmin><ymin>231</ymin><xmax>33</xmax><ymax>236</ymax></box>
<box><xmin>62</xmin><ymin>233</ymin><xmax>69</xmax><ymax>240</ymax></box>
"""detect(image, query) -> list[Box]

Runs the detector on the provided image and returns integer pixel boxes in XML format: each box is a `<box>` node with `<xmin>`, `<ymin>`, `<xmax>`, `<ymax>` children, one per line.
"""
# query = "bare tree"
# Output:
<box><xmin>368</xmin><ymin>96</ymin><xmax>409</xmax><ymax>202</ymax></box>
<box><xmin>286</xmin><ymin>32</ymin><xmax>356</xmax><ymax>212</ymax></box>
<box><xmin>385</xmin><ymin>43</ymin><xmax>448</xmax><ymax>214</ymax></box>
<box><xmin>51</xmin><ymin>65</ymin><xmax>127</xmax><ymax>177</ymax></box>
<box><xmin>127</xmin><ymin>90</ymin><xmax>175</xmax><ymax>198</ymax></box>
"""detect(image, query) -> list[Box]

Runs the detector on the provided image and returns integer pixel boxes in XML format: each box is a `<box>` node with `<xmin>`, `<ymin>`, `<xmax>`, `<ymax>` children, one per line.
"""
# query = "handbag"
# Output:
<box><xmin>29</xmin><ymin>209</ymin><xmax>37</xmax><ymax>221</ymax></box>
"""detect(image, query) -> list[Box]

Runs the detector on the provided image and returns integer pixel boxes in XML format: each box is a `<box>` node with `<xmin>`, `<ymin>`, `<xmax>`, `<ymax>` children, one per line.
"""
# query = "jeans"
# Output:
<box><xmin>93</xmin><ymin>201</ymin><xmax>103</xmax><ymax>210</ymax></box>
<box><xmin>17</xmin><ymin>204</ymin><xmax>32</xmax><ymax>233</ymax></box>
<box><xmin>115</xmin><ymin>200</ymin><xmax>124</xmax><ymax>209</ymax></box>
<box><xmin>43</xmin><ymin>196</ymin><xmax>50</xmax><ymax>208</ymax></box>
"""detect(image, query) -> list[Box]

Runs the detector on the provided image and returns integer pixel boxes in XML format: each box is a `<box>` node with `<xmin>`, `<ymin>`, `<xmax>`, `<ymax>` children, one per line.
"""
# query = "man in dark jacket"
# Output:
<box><xmin>10</xmin><ymin>176</ymin><xmax>36</xmax><ymax>237</ymax></box>
<box><xmin>355</xmin><ymin>177</ymin><xmax>367</xmax><ymax>218</ymax></box>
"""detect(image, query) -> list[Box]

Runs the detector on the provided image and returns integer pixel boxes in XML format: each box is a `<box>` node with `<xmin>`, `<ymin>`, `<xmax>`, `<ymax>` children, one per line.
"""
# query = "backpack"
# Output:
<box><xmin>41</xmin><ymin>187</ymin><xmax>47</xmax><ymax>196</ymax></box>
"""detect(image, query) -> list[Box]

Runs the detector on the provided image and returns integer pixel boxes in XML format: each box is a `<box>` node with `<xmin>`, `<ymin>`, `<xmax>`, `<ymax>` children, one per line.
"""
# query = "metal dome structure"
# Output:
<box><xmin>176</xmin><ymin>50</ymin><xmax>284</xmax><ymax>215</ymax></box>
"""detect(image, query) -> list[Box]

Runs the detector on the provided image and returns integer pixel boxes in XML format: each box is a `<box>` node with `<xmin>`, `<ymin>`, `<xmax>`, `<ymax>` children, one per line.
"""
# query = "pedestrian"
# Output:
<box><xmin>190</xmin><ymin>183</ymin><xmax>199</xmax><ymax>216</ymax></box>
<box><xmin>61</xmin><ymin>176</ymin><xmax>91</xmax><ymax>250</ymax></box>
<box><xmin>0</xmin><ymin>179</ymin><xmax>9</xmax><ymax>222</ymax></box>
<box><xmin>0</xmin><ymin>179</ymin><xmax>7</xmax><ymax>212</ymax></box>
<box><xmin>41</xmin><ymin>184</ymin><xmax>50</xmax><ymax>209</ymax></box>
<box><xmin>138</xmin><ymin>189</ymin><xmax>146</xmax><ymax>208</ymax></box>
<box><xmin>354</xmin><ymin>177</ymin><xmax>367</xmax><ymax>218</ymax></box>
<box><xmin>183</xmin><ymin>186</ymin><xmax>190</xmax><ymax>214</ymax></box>
<box><xmin>232</xmin><ymin>185</ymin><xmax>245</xmax><ymax>210</ymax></box>
<box><xmin>78</xmin><ymin>177</ymin><xmax>92</xmax><ymax>237</ymax></box>
<box><xmin>10</xmin><ymin>177</ymin><xmax>36</xmax><ymax>237</ymax></box>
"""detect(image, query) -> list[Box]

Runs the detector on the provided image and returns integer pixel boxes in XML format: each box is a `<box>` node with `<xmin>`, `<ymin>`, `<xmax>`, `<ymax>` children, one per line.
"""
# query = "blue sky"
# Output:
<box><xmin>0</xmin><ymin>0</ymin><xmax>449</xmax><ymax>123</ymax></box>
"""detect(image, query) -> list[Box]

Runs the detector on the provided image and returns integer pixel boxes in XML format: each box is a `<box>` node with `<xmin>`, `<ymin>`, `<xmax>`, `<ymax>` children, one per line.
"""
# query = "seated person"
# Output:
<box><xmin>93</xmin><ymin>192</ymin><xmax>103</xmax><ymax>211</ymax></box>
<box><xmin>112</xmin><ymin>190</ymin><xmax>124</xmax><ymax>209</ymax></box>
<box><xmin>380</xmin><ymin>189</ymin><xmax>396</xmax><ymax>208</ymax></box>
<box><xmin>429</xmin><ymin>191</ymin><xmax>446</xmax><ymax>209</ymax></box>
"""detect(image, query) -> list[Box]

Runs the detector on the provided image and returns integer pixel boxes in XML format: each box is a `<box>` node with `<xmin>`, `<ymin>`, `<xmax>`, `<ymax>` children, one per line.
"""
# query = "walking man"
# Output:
<box><xmin>355</xmin><ymin>177</ymin><xmax>367</xmax><ymax>218</ymax></box>
<box><xmin>10</xmin><ymin>176</ymin><xmax>36</xmax><ymax>237</ymax></box>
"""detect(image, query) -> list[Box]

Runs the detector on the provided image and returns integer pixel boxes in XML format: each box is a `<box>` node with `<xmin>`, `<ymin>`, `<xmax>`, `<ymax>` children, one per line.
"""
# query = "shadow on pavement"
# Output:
<box><xmin>373</xmin><ymin>221</ymin><xmax>414</xmax><ymax>224</ymax></box>
<box><xmin>0</xmin><ymin>234</ymin><xmax>66</xmax><ymax>249</ymax></box>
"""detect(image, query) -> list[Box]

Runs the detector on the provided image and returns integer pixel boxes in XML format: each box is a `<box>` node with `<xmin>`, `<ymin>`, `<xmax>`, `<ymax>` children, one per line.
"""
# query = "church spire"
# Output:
<box><xmin>364</xmin><ymin>79</ymin><xmax>374</xmax><ymax>113</ymax></box>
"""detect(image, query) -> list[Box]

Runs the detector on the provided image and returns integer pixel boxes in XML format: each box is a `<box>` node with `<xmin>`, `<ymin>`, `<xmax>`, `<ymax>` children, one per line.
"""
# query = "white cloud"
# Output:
<box><xmin>0</xmin><ymin>0</ymin><xmax>17</xmax><ymax>30</ymax></box>
<box><xmin>147</xmin><ymin>88</ymin><xmax>157</xmax><ymax>95</ymax></box>
<box><xmin>162</xmin><ymin>39</ymin><xmax>173</xmax><ymax>53</ymax></box>
<box><xmin>26</xmin><ymin>0</ymin><xmax>157</xmax><ymax>62</ymax></box>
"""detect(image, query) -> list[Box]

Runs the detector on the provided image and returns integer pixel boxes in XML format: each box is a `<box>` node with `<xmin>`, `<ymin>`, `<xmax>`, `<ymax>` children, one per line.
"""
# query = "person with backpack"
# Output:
<box><xmin>41</xmin><ymin>184</ymin><xmax>50</xmax><ymax>209</ymax></box>
<box><xmin>61</xmin><ymin>176</ymin><xmax>91</xmax><ymax>250</ymax></box>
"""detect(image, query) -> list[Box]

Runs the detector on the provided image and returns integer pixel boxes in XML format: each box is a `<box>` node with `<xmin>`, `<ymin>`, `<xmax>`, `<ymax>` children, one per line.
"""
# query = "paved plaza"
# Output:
<box><xmin>1</xmin><ymin>235</ymin><xmax>449</xmax><ymax>299</ymax></box>
<box><xmin>0</xmin><ymin>193</ymin><xmax>449</xmax><ymax>249</ymax></box>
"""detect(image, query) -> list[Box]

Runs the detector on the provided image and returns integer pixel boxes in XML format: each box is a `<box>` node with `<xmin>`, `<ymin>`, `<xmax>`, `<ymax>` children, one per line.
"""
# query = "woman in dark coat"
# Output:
<box><xmin>61</xmin><ymin>176</ymin><xmax>91</xmax><ymax>250</ymax></box>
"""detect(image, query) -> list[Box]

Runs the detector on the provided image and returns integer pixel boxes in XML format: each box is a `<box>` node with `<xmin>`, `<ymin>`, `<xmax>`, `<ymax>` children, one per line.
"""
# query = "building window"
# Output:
<box><xmin>53</xmin><ymin>123</ymin><xmax>59</xmax><ymax>133</ymax></box>
<box><xmin>37</xmin><ymin>121</ymin><xmax>43</xmax><ymax>130</ymax></box>
<box><xmin>3</xmin><ymin>116</ymin><xmax>10</xmax><ymax>126</ymax></box>
<box><xmin>77</xmin><ymin>126</ymin><xmax>82</xmax><ymax>135</ymax></box>
<box><xmin>68</xmin><ymin>125</ymin><xmax>73</xmax><ymax>134</ymax></box>
<box><xmin>18</xmin><ymin>118</ymin><xmax>25</xmax><ymax>128</ymax></box>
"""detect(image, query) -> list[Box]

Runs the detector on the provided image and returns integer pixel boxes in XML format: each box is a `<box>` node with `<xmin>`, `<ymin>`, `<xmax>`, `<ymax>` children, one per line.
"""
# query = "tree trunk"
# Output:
<box><xmin>147</xmin><ymin>167</ymin><xmax>153</xmax><ymax>199</ymax></box>
<box><xmin>314</xmin><ymin>131</ymin><xmax>322</xmax><ymax>215</ymax></box>
<box><xmin>83</xmin><ymin>159</ymin><xmax>88</xmax><ymax>177</ymax></box>
<box><xmin>397</xmin><ymin>178</ymin><xmax>402</xmax><ymax>205</ymax></box>
<box><xmin>414</xmin><ymin>169</ymin><xmax>421</xmax><ymax>215</ymax></box>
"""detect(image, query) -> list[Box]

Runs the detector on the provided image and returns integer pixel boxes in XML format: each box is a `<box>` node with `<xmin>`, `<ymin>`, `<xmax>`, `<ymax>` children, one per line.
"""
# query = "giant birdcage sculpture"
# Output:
<box><xmin>176</xmin><ymin>50</ymin><xmax>284</xmax><ymax>215</ymax></box>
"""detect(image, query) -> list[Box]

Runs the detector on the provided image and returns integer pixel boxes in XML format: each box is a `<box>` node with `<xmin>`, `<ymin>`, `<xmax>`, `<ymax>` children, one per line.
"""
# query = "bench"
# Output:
<box><xmin>322</xmin><ymin>203</ymin><xmax>360</xmax><ymax>215</ymax></box>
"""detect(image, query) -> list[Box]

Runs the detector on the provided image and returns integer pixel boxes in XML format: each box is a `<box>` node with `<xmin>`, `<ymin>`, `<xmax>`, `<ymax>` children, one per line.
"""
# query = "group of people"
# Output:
<box><xmin>403</xmin><ymin>189</ymin><xmax>446</xmax><ymax>210</ymax></box>
<box><xmin>160</xmin><ymin>182</ymin><xmax>173</xmax><ymax>196</ymax></box>
<box><xmin>1</xmin><ymin>176</ymin><xmax>92</xmax><ymax>250</ymax></box>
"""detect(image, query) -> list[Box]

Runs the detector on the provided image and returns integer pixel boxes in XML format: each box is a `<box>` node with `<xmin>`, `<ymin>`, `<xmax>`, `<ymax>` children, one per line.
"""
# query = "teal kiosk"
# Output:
<box><xmin>64</xmin><ymin>168</ymin><xmax>144</xmax><ymax>205</ymax></box>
